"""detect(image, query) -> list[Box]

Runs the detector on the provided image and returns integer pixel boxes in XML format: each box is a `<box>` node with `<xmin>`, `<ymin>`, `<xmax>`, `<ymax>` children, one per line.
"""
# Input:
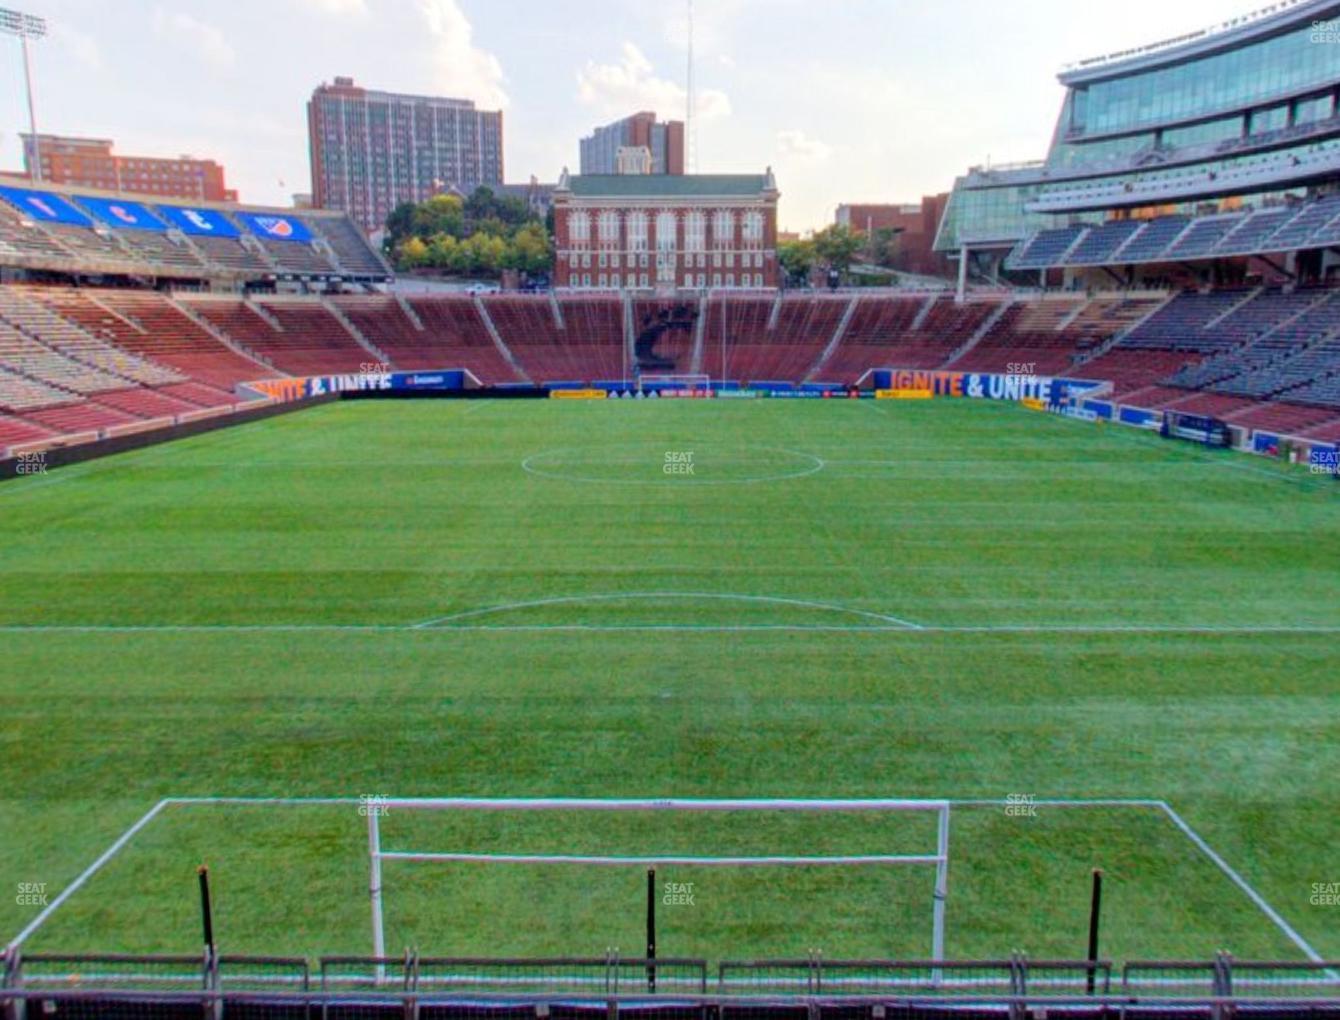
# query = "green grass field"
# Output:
<box><xmin>1</xmin><ymin>397</ymin><xmax>1337</xmax><ymax>965</ymax></box>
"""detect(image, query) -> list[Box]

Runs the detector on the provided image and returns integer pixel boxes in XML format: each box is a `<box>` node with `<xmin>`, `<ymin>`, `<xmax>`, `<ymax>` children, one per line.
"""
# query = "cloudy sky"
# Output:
<box><xmin>1</xmin><ymin>0</ymin><xmax>1240</xmax><ymax>232</ymax></box>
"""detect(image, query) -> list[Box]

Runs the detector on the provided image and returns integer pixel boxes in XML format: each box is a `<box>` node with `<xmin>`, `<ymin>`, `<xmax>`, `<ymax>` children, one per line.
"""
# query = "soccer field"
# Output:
<box><xmin>1</xmin><ymin>398</ymin><xmax>1337</xmax><ymax>965</ymax></box>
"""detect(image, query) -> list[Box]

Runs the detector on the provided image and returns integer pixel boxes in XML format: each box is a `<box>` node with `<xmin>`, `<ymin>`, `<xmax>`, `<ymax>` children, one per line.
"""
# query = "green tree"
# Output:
<box><xmin>384</xmin><ymin>202</ymin><xmax>418</xmax><ymax>252</ymax></box>
<box><xmin>412</xmin><ymin>194</ymin><xmax>466</xmax><ymax>240</ymax></box>
<box><xmin>397</xmin><ymin>236</ymin><xmax>429</xmax><ymax>269</ymax></box>
<box><xmin>778</xmin><ymin>238</ymin><xmax>818</xmax><ymax>283</ymax></box>
<box><xmin>868</xmin><ymin>227</ymin><xmax>903</xmax><ymax>269</ymax></box>
<box><xmin>813</xmin><ymin>224</ymin><xmax>864</xmax><ymax>274</ymax></box>
<box><xmin>507</xmin><ymin>222</ymin><xmax>553</xmax><ymax>276</ymax></box>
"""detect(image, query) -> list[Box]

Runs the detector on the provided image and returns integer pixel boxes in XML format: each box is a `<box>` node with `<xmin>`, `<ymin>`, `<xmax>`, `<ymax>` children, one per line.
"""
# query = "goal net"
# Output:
<box><xmin>365</xmin><ymin>797</ymin><xmax>950</xmax><ymax>965</ymax></box>
<box><xmin>636</xmin><ymin>374</ymin><xmax>712</xmax><ymax>395</ymax></box>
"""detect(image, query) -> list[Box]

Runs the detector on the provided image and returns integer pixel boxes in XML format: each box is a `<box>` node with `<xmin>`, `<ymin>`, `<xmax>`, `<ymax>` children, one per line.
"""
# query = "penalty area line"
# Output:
<box><xmin>5</xmin><ymin>798</ymin><xmax>172</xmax><ymax>954</ymax></box>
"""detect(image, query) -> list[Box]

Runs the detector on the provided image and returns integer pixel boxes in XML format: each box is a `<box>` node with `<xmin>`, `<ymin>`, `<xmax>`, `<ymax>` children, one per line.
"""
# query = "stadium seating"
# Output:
<box><xmin>491</xmin><ymin>295</ymin><xmax>601</xmax><ymax>382</ymax></box>
<box><xmin>1009</xmin><ymin>225</ymin><xmax>1086</xmax><ymax>269</ymax></box>
<box><xmin>0</xmin><ymin>184</ymin><xmax>385</xmax><ymax>282</ymax></box>
<box><xmin>405</xmin><ymin>296</ymin><xmax>527</xmax><ymax>384</ymax></box>
<box><xmin>1063</xmin><ymin>220</ymin><xmax>1144</xmax><ymax>265</ymax></box>
<box><xmin>314</xmin><ymin>216</ymin><xmax>392</xmax><ymax>278</ymax></box>
<box><xmin>95</xmin><ymin>291</ymin><xmax>278</xmax><ymax>389</ymax></box>
<box><xmin>1112</xmin><ymin>216</ymin><xmax>1190</xmax><ymax>262</ymax></box>
<box><xmin>3</xmin><ymin>283</ymin><xmax>1340</xmax><ymax>457</ymax></box>
<box><xmin>815</xmin><ymin>294</ymin><xmax>933</xmax><ymax>380</ymax></box>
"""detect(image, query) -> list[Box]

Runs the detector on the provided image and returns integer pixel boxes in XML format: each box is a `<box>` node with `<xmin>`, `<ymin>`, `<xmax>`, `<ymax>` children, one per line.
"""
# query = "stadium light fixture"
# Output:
<box><xmin>0</xmin><ymin>7</ymin><xmax>49</xmax><ymax>183</ymax></box>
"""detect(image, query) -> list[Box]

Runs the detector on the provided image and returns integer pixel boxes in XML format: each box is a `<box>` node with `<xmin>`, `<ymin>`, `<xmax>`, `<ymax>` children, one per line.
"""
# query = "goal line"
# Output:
<box><xmin>365</xmin><ymin>797</ymin><xmax>951</xmax><ymax>963</ymax></box>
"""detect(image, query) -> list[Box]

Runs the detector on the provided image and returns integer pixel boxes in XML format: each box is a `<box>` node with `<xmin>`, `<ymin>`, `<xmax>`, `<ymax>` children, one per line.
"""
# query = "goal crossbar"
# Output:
<box><xmin>367</xmin><ymin>798</ymin><xmax>950</xmax><ymax>965</ymax></box>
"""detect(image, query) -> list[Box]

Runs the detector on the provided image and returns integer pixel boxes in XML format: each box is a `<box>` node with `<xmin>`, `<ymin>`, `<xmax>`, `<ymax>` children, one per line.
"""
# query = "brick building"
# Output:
<box><xmin>835</xmin><ymin>195</ymin><xmax>952</xmax><ymax>276</ymax></box>
<box><xmin>552</xmin><ymin>169</ymin><xmax>780</xmax><ymax>290</ymax></box>
<box><xmin>579</xmin><ymin>112</ymin><xmax>685</xmax><ymax>176</ymax></box>
<box><xmin>307</xmin><ymin>76</ymin><xmax>503</xmax><ymax>235</ymax></box>
<box><xmin>21</xmin><ymin>135</ymin><xmax>235</xmax><ymax>202</ymax></box>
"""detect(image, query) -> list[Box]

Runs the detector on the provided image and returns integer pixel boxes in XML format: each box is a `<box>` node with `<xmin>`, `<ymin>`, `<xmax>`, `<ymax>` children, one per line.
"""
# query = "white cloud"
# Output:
<box><xmin>419</xmin><ymin>0</ymin><xmax>509</xmax><ymax>109</ymax></box>
<box><xmin>151</xmin><ymin>10</ymin><xmax>235</xmax><ymax>69</ymax></box>
<box><xmin>295</xmin><ymin>0</ymin><xmax>368</xmax><ymax>14</ymax></box>
<box><xmin>576</xmin><ymin>43</ymin><xmax>730</xmax><ymax>124</ymax></box>
<box><xmin>776</xmin><ymin>129</ymin><xmax>832</xmax><ymax>162</ymax></box>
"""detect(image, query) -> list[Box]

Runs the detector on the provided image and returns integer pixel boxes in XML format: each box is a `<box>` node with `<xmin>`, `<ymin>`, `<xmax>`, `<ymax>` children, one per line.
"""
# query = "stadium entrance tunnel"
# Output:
<box><xmin>521</xmin><ymin>443</ymin><xmax>825</xmax><ymax>484</ymax></box>
<box><xmin>416</xmin><ymin>592</ymin><xmax>919</xmax><ymax>631</ymax></box>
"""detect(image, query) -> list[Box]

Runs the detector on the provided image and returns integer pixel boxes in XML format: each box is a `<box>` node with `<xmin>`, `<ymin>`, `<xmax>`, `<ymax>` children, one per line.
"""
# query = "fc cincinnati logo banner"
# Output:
<box><xmin>80</xmin><ymin>197</ymin><xmax>167</xmax><ymax>232</ymax></box>
<box><xmin>235</xmin><ymin>212</ymin><xmax>314</xmax><ymax>244</ymax></box>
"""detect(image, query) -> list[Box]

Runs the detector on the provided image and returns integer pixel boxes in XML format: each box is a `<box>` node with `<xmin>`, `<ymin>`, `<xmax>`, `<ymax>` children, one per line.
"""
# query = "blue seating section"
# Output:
<box><xmin>1007</xmin><ymin>195</ymin><xmax>1340</xmax><ymax>270</ymax></box>
<box><xmin>1009</xmin><ymin>225</ymin><xmax>1086</xmax><ymax>269</ymax></box>
<box><xmin>1063</xmin><ymin>220</ymin><xmax>1143</xmax><ymax>265</ymax></box>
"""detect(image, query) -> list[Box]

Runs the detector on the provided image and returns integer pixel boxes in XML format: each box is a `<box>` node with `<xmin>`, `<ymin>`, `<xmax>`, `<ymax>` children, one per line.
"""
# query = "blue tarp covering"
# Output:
<box><xmin>78</xmin><ymin>197</ymin><xmax>167</xmax><ymax>231</ymax></box>
<box><xmin>156</xmin><ymin>205</ymin><xmax>241</xmax><ymax>238</ymax></box>
<box><xmin>0</xmin><ymin>187</ymin><xmax>93</xmax><ymax>226</ymax></box>
<box><xmin>235</xmin><ymin>211</ymin><xmax>314</xmax><ymax>243</ymax></box>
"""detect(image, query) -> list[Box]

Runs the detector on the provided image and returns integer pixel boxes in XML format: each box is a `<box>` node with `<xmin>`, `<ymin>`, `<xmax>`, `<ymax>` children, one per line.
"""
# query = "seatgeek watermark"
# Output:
<box><xmin>662</xmin><ymin>881</ymin><xmax>696</xmax><ymax>906</ymax></box>
<box><xmin>358</xmin><ymin>794</ymin><xmax>390</xmax><ymax>818</ymax></box>
<box><xmin>16</xmin><ymin>882</ymin><xmax>48</xmax><ymax>907</ymax></box>
<box><xmin>1004</xmin><ymin>794</ymin><xmax>1038</xmax><ymax>818</ymax></box>
<box><xmin>1311</xmin><ymin>19</ymin><xmax>1340</xmax><ymax>42</ymax></box>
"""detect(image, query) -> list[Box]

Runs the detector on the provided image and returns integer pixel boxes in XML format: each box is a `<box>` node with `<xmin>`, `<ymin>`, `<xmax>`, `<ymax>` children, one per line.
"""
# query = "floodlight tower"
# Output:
<box><xmin>0</xmin><ymin>7</ymin><xmax>48</xmax><ymax>182</ymax></box>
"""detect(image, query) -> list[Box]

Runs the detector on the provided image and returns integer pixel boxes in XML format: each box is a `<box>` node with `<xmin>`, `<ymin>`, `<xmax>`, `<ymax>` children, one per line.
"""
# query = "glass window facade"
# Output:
<box><xmin>1067</xmin><ymin>22</ymin><xmax>1340</xmax><ymax>138</ymax></box>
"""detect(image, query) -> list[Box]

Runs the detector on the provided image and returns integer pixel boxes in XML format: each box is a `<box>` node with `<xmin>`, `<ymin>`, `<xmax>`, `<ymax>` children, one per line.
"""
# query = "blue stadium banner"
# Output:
<box><xmin>235</xmin><ymin>211</ymin><xmax>314</xmax><ymax>244</ymax></box>
<box><xmin>0</xmin><ymin>187</ymin><xmax>94</xmax><ymax>226</ymax></box>
<box><xmin>157</xmin><ymin>204</ymin><xmax>241</xmax><ymax>238</ymax></box>
<box><xmin>79</xmin><ymin>197</ymin><xmax>167</xmax><ymax>232</ymax></box>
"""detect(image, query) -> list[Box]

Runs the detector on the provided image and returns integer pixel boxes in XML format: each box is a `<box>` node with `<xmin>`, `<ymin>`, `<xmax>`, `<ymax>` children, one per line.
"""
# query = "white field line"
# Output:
<box><xmin>9</xmin><ymin>796</ymin><xmax>1324</xmax><ymax>965</ymax></box>
<box><xmin>5</xmin><ymin>798</ymin><xmax>171</xmax><ymax>954</ymax></box>
<box><xmin>1157</xmin><ymin>802</ymin><xmax>1325</xmax><ymax>964</ymax></box>
<box><xmin>412</xmin><ymin>592</ymin><xmax>924</xmax><ymax>630</ymax></box>
<box><xmin>2</xmin><ymin>623</ymin><xmax>1338</xmax><ymax>635</ymax></box>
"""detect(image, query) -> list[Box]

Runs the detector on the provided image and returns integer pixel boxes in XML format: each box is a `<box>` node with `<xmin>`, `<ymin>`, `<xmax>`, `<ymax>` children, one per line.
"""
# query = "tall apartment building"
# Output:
<box><xmin>308</xmin><ymin>76</ymin><xmax>504</xmax><ymax>235</ymax></box>
<box><xmin>579</xmin><ymin>112</ymin><xmax>684</xmax><ymax>176</ymax></box>
<box><xmin>20</xmin><ymin>135</ymin><xmax>235</xmax><ymax>202</ymax></box>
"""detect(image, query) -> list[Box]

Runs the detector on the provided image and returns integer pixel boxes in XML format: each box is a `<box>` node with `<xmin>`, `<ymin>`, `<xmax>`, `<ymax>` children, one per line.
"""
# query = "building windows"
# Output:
<box><xmin>640</xmin><ymin>273</ymin><xmax>649</xmax><ymax>287</ymax></box>
<box><xmin>583</xmin><ymin>273</ymin><xmax>592</xmax><ymax>287</ymax></box>
<box><xmin>598</xmin><ymin>209</ymin><xmax>620</xmax><ymax>246</ymax></box>
<box><xmin>656</xmin><ymin>211</ymin><xmax>677</xmax><ymax>252</ymax></box>
<box><xmin>599</xmin><ymin>252</ymin><xmax>608</xmax><ymax>268</ymax></box>
<box><xmin>712</xmin><ymin>273</ymin><xmax>721</xmax><ymax>287</ymax></box>
<box><xmin>627</xmin><ymin>211</ymin><xmax>648</xmax><ymax>251</ymax></box>
<box><xmin>712</xmin><ymin>252</ymin><xmax>722</xmax><ymax>268</ymax></box>
<box><xmin>582</xmin><ymin>253</ymin><xmax>592</xmax><ymax>269</ymax></box>
<box><xmin>726</xmin><ymin>274</ymin><xmax>735</xmax><ymax>288</ymax></box>
<box><xmin>599</xmin><ymin>274</ymin><xmax>608</xmax><ymax>288</ymax></box>
<box><xmin>612</xmin><ymin>273</ymin><xmax>621</xmax><ymax>288</ymax></box>
<box><xmin>742</xmin><ymin>210</ymin><xmax>764</xmax><ymax>246</ymax></box>
<box><xmin>569</xmin><ymin>210</ymin><xmax>591</xmax><ymax>245</ymax></box>
<box><xmin>685</xmin><ymin>210</ymin><xmax>706</xmax><ymax>251</ymax></box>
<box><xmin>712</xmin><ymin>209</ymin><xmax>734</xmax><ymax>248</ymax></box>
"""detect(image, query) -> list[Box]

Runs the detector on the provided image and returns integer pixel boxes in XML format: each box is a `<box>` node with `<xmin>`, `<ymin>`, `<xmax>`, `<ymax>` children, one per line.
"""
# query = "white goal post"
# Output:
<box><xmin>365</xmin><ymin>797</ymin><xmax>950</xmax><ymax>962</ymax></box>
<box><xmin>635</xmin><ymin>373</ymin><xmax>712</xmax><ymax>393</ymax></box>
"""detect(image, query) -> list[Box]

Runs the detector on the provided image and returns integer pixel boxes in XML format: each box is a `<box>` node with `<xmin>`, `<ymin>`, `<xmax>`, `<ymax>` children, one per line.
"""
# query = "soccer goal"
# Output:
<box><xmin>636</xmin><ymin>373</ymin><xmax>712</xmax><ymax>395</ymax></box>
<box><xmin>365</xmin><ymin>797</ymin><xmax>950</xmax><ymax>961</ymax></box>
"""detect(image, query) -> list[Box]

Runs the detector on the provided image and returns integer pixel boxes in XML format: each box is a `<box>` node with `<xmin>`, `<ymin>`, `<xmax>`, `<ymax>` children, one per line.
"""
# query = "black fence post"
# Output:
<box><xmin>646</xmin><ymin>868</ymin><xmax>657</xmax><ymax>993</ymax></box>
<box><xmin>197</xmin><ymin>865</ymin><xmax>215</xmax><ymax>955</ymax></box>
<box><xmin>1086</xmin><ymin>869</ymin><xmax>1103</xmax><ymax>995</ymax></box>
